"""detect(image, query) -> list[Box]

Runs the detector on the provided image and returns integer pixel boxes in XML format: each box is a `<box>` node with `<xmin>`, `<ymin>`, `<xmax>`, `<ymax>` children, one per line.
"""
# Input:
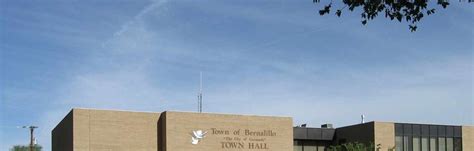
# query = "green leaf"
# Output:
<box><xmin>336</xmin><ymin>10</ymin><xmax>342</xmax><ymax>17</ymax></box>
<box><xmin>319</xmin><ymin>10</ymin><xmax>325</xmax><ymax>15</ymax></box>
<box><xmin>409</xmin><ymin>25</ymin><xmax>417</xmax><ymax>32</ymax></box>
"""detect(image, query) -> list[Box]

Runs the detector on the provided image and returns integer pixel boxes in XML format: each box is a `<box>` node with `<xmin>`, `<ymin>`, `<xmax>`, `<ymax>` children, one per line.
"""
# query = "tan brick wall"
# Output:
<box><xmin>72</xmin><ymin>109</ymin><xmax>161</xmax><ymax>151</ymax></box>
<box><xmin>164</xmin><ymin>111</ymin><xmax>293</xmax><ymax>151</ymax></box>
<box><xmin>462</xmin><ymin>126</ymin><xmax>474</xmax><ymax>151</ymax></box>
<box><xmin>74</xmin><ymin>109</ymin><xmax>90</xmax><ymax>151</ymax></box>
<box><xmin>374</xmin><ymin>122</ymin><xmax>395</xmax><ymax>151</ymax></box>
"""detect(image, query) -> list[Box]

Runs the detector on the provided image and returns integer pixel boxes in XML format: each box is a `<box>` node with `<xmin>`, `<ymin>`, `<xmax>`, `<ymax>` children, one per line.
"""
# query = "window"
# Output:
<box><xmin>446</xmin><ymin>138</ymin><xmax>453</xmax><ymax>151</ymax></box>
<box><xmin>404</xmin><ymin>136</ymin><xmax>413</xmax><ymax>151</ymax></box>
<box><xmin>396</xmin><ymin>124</ymin><xmax>404</xmax><ymax>136</ymax></box>
<box><xmin>430</xmin><ymin>137</ymin><xmax>437</xmax><ymax>151</ymax></box>
<box><xmin>421</xmin><ymin>137</ymin><xmax>428</xmax><ymax>151</ymax></box>
<box><xmin>294</xmin><ymin>140</ymin><xmax>328</xmax><ymax>151</ymax></box>
<box><xmin>413</xmin><ymin>125</ymin><xmax>421</xmax><ymax>136</ymax></box>
<box><xmin>446</xmin><ymin>127</ymin><xmax>454</xmax><ymax>137</ymax></box>
<box><xmin>421</xmin><ymin>125</ymin><xmax>430</xmax><ymax>136</ymax></box>
<box><xmin>438</xmin><ymin>127</ymin><xmax>446</xmax><ymax>137</ymax></box>
<box><xmin>438</xmin><ymin>137</ymin><xmax>446</xmax><ymax>151</ymax></box>
<box><xmin>453</xmin><ymin>127</ymin><xmax>461</xmax><ymax>137</ymax></box>
<box><xmin>396</xmin><ymin>136</ymin><xmax>403</xmax><ymax>151</ymax></box>
<box><xmin>304</xmin><ymin>141</ymin><xmax>317</xmax><ymax>151</ymax></box>
<box><xmin>404</xmin><ymin>125</ymin><xmax>413</xmax><ymax>135</ymax></box>
<box><xmin>429</xmin><ymin>126</ymin><xmax>438</xmax><ymax>136</ymax></box>
<box><xmin>395</xmin><ymin>124</ymin><xmax>462</xmax><ymax>151</ymax></box>
<box><xmin>294</xmin><ymin>140</ymin><xmax>303</xmax><ymax>151</ymax></box>
<box><xmin>317</xmin><ymin>145</ymin><xmax>325</xmax><ymax>151</ymax></box>
<box><xmin>453</xmin><ymin>138</ymin><xmax>462</xmax><ymax>151</ymax></box>
<box><xmin>413</xmin><ymin>137</ymin><xmax>420</xmax><ymax>151</ymax></box>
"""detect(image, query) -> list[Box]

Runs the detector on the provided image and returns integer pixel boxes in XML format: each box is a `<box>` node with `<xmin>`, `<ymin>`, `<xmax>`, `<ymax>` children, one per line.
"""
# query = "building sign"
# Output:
<box><xmin>191</xmin><ymin>130</ymin><xmax>207</xmax><ymax>145</ymax></box>
<box><xmin>207</xmin><ymin>128</ymin><xmax>277</xmax><ymax>149</ymax></box>
<box><xmin>165</xmin><ymin>111</ymin><xmax>293</xmax><ymax>151</ymax></box>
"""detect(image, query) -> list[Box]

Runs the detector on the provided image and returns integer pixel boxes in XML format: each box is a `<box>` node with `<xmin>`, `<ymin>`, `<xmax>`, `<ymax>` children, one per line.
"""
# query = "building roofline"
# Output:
<box><xmin>67</xmin><ymin>108</ymin><xmax>472</xmax><ymax>127</ymax></box>
<box><xmin>391</xmin><ymin>121</ymin><xmax>466</xmax><ymax>127</ymax></box>
<box><xmin>163</xmin><ymin>110</ymin><xmax>292</xmax><ymax>119</ymax></box>
<box><xmin>335</xmin><ymin>121</ymin><xmax>470</xmax><ymax>128</ymax></box>
<box><xmin>70</xmin><ymin>107</ymin><xmax>292</xmax><ymax>119</ymax></box>
<box><xmin>72</xmin><ymin>107</ymin><xmax>162</xmax><ymax>114</ymax></box>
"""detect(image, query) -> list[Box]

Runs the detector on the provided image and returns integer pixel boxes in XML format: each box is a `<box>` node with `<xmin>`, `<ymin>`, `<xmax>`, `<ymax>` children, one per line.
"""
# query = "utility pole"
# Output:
<box><xmin>22</xmin><ymin>126</ymin><xmax>38</xmax><ymax>151</ymax></box>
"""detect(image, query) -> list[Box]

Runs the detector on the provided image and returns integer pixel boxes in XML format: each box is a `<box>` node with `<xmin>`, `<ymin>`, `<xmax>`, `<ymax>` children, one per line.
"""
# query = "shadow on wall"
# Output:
<box><xmin>157</xmin><ymin>112</ymin><xmax>166</xmax><ymax>151</ymax></box>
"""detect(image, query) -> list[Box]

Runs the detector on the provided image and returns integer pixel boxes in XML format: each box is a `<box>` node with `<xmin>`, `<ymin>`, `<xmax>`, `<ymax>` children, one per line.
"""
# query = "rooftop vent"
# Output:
<box><xmin>321</xmin><ymin>124</ymin><xmax>333</xmax><ymax>128</ymax></box>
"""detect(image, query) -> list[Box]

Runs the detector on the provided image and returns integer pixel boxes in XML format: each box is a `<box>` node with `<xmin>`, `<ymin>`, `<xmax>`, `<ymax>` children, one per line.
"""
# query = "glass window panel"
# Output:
<box><xmin>422</xmin><ymin>125</ymin><xmax>430</xmax><ymax>136</ymax></box>
<box><xmin>404</xmin><ymin>125</ymin><xmax>413</xmax><ymax>135</ymax></box>
<box><xmin>294</xmin><ymin>140</ymin><xmax>303</xmax><ymax>151</ymax></box>
<box><xmin>430</xmin><ymin>126</ymin><xmax>438</xmax><ymax>136</ymax></box>
<box><xmin>318</xmin><ymin>146</ymin><xmax>325</xmax><ymax>151</ymax></box>
<box><xmin>446</xmin><ymin>127</ymin><xmax>454</xmax><ymax>137</ymax></box>
<box><xmin>430</xmin><ymin>137</ymin><xmax>437</xmax><ymax>151</ymax></box>
<box><xmin>422</xmin><ymin>137</ymin><xmax>429</xmax><ymax>151</ymax></box>
<box><xmin>438</xmin><ymin>127</ymin><xmax>446</xmax><ymax>137</ymax></box>
<box><xmin>453</xmin><ymin>138</ymin><xmax>462</xmax><ymax>151</ymax></box>
<box><xmin>396</xmin><ymin>136</ymin><xmax>403</xmax><ymax>151</ymax></box>
<box><xmin>446</xmin><ymin>138</ymin><xmax>453</xmax><ymax>151</ymax></box>
<box><xmin>438</xmin><ymin>137</ymin><xmax>446</xmax><ymax>151</ymax></box>
<box><xmin>413</xmin><ymin>137</ymin><xmax>421</xmax><ymax>151</ymax></box>
<box><xmin>304</xmin><ymin>141</ymin><xmax>317</xmax><ymax>151</ymax></box>
<box><xmin>453</xmin><ymin>127</ymin><xmax>461</xmax><ymax>137</ymax></box>
<box><xmin>413</xmin><ymin>125</ymin><xmax>421</xmax><ymax>136</ymax></box>
<box><xmin>396</xmin><ymin>124</ymin><xmax>404</xmax><ymax>135</ymax></box>
<box><xmin>405</xmin><ymin>136</ymin><xmax>413</xmax><ymax>151</ymax></box>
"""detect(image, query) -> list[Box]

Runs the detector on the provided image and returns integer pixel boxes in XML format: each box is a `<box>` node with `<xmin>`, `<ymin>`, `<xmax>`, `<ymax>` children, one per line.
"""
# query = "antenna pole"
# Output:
<box><xmin>198</xmin><ymin>72</ymin><xmax>203</xmax><ymax>113</ymax></box>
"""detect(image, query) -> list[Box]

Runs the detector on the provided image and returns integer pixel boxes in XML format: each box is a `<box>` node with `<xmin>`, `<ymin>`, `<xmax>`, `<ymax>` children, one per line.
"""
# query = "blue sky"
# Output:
<box><xmin>0</xmin><ymin>0</ymin><xmax>472</xmax><ymax>150</ymax></box>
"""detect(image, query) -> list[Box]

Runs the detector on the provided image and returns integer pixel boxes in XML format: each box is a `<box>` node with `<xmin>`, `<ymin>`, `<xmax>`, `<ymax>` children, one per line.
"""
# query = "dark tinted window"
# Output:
<box><xmin>404</xmin><ymin>124</ymin><xmax>413</xmax><ymax>135</ymax></box>
<box><xmin>446</xmin><ymin>126</ymin><xmax>454</xmax><ymax>137</ymax></box>
<box><xmin>453</xmin><ymin>138</ymin><xmax>462</xmax><ymax>151</ymax></box>
<box><xmin>430</xmin><ymin>126</ymin><xmax>438</xmax><ymax>136</ymax></box>
<box><xmin>438</xmin><ymin>126</ymin><xmax>446</xmax><ymax>137</ymax></box>
<box><xmin>422</xmin><ymin>125</ymin><xmax>430</xmax><ymax>136</ymax></box>
<box><xmin>413</xmin><ymin>125</ymin><xmax>421</xmax><ymax>136</ymax></box>
<box><xmin>396</xmin><ymin>124</ymin><xmax>404</xmax><ymax>136</ymax></box>
<box><xmin>453</xmin><ymin>127</ymin><xmax>461</xmax><ymax>137</ymax></box>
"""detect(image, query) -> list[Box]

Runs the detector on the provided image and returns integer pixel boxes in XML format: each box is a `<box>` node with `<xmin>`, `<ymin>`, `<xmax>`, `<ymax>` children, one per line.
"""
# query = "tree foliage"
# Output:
<box><xmin>328</xmin><ymin>142</ymin><xmax>379</xmax><ymax>151</ymax></box>
<box><xmin>314</xmin><ymin>0</ymin><xmax>472</xmax><ymax>32</ymax></box>
<box><xmin>9</xmin><ymin>145</ymin><xmax>42</xmax><ymax>151</ymax></box>
<box><xmin>327</xmin><ymin>142</ymin><xmax>398</xmax><ymax>151</ymax></box>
